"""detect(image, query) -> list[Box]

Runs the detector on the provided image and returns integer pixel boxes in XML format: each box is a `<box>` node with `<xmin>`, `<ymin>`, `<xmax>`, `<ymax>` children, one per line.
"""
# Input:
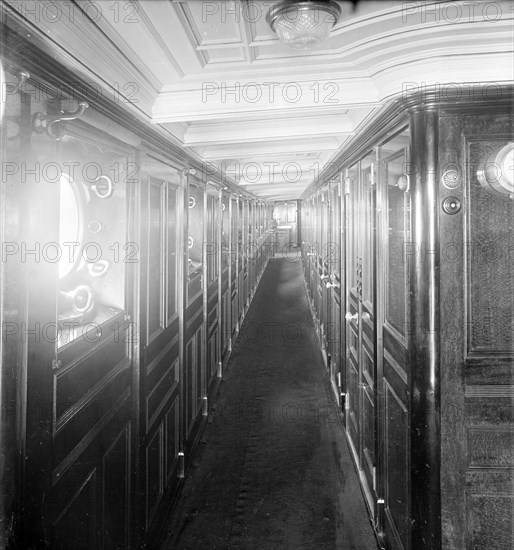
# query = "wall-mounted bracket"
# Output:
<box><xmin>12</xmin><ymin>71</ymin><xmax>30</xmax><ymax>94</ymax></box>
<box><xmin>32</xmin><ymin>101</ymin><xmax>89</xmax><ymax>140</ymax></box>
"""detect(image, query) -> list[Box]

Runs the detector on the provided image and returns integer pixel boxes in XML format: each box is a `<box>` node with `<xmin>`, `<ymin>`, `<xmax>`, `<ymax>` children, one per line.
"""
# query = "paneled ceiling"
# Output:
<box><xmin>4</xmin><ymin>0</ymin><xmax>513</xmax><ymax>199</ymax></box>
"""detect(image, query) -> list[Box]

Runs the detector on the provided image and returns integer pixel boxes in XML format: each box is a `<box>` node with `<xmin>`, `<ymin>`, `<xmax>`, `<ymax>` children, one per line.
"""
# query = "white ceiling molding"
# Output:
<box><xmin>153</xmin><ymin>77</ymin><xmax>379</xmax><ymax>123</ymax></box>
<box><xmin>3</xmin><ymin>0</ymin><xmax>511</xmax><ymax>200</ymax></box>
<box><xmin>183</xmin><ymin>114</ymin><xmax>354</xmax><ymax>146</ymax></box>
<box><xmin>200</xmin><ymin>136</ymin><xmax>344</xmax><ymax>160</ymax></box>
<box><xmin>374</xmin><ymin>52</ymin><xmax>514</xmax><ymax>100</ymax></box>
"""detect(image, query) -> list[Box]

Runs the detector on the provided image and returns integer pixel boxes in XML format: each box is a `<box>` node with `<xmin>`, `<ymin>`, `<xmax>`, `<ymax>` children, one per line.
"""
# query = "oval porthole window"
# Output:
<box><xmin>59</xmin><ymin>174</ymin><xmax>84</xmax><ymax>278</ymax></box>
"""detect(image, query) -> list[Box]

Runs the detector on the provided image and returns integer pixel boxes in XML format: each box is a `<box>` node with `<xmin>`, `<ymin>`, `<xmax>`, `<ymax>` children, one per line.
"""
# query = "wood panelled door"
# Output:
<box><xmin>345</xmin><ymin>162</ymin><xmax>362</xmax><ymax>472</ymax></box>
<box><xmin>327</xmin><ymin>178</ymin><xmax>342</xmax><ymax>398</ymax></box>
<box><xmin>139</xmin><ymin>162</ymin><xmax>181</xmax><ymax>535</ymax></box>
<box><xmin>344</xmin><ymin>153</ymin><xmax>379</xmax><ymax>519</ymax></box>
<box><xmin>378</xmin><ymin>130</ymin><xmax>411</xmax><ymax>549</ymax></box>
<box><xmin>358</xmin><ymin>151</ymin><xmax>378</xmax><ymax>514</ymax></box>
<box><xmin>438</xmin><ymin>111</ymin><xmax>514</xmax><ymax>550</ymax></box>
<box><xmin>24</xmin><ymin>121</ymin><xmax>137</xmax><ymax>549</ymax></box>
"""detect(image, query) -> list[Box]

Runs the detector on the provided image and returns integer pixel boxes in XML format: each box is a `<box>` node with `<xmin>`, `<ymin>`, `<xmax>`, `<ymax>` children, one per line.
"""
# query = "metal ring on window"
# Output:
<box><xmin>188</xmin><ymin>236</ymin><xmax>194</xmax><ymax>248</ymax></box>
<box><xmin>91</xmin><ymin>174</ymin><xmax>113</xmax><ymax>199</ymax></box>
<box><xmin>188</xmin><ymin>196</ymin><xmax>196</xmax><ymax>208</ymax></box>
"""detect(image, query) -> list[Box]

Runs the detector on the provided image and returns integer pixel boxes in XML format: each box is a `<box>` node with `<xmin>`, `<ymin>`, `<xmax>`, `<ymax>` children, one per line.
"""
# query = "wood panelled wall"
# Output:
<box><xmin>301</xmin><ymin>95</ymin><xmax>513</xmax><ymax>550</ymax></box>
<box><xmin>0</xmin><ymin>26</ymin><xmax>275</xmax><ymax>549</ymax></box>
<box><xmin>438</xmin><ymin>110</ymin><xmax>513</xmax><ymax>550</ymax></box>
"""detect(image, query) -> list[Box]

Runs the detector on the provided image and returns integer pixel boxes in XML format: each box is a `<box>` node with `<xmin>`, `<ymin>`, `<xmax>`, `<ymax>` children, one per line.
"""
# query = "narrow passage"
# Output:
<box><xmin>163</xmin><ymin>257</ymin><xmax>378</xmax><ymax>550</ymax></box>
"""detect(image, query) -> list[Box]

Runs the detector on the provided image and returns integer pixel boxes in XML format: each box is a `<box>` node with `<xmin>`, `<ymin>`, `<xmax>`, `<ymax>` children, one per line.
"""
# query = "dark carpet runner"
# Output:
<box><xmin>162</xmin><ymin>257</ymin><xmax>378</xmax><ymax>549</ymax></box>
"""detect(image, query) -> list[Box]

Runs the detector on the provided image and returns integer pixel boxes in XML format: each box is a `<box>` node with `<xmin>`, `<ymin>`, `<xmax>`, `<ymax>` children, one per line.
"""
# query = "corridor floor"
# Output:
<box><xmin>162</xmin><ymin>257</ymin><xmax>378</xmax><ymax>550</ymax></box>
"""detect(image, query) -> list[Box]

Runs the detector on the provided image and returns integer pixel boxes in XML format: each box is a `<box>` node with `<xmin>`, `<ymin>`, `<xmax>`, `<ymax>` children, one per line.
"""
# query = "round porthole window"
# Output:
<box><xmin>477</xmin><ymin>143</ymin><xmax>514</xmax><ymax>197</ymax></box>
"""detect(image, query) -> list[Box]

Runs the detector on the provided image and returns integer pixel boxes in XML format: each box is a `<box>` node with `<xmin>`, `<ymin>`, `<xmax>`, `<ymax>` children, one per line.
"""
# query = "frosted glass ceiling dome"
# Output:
<box><xmin>266</xmin><ymin>0</ymin><xmax>342</xmax><ymax>50</ymax></box>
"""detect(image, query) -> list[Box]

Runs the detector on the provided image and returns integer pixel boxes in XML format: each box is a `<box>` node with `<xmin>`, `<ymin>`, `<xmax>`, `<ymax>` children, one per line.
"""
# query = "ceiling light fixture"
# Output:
<box><xmin>266</xmin><ymin>0</ymin><xmax>342</xmax><ymax>50</ymax></box>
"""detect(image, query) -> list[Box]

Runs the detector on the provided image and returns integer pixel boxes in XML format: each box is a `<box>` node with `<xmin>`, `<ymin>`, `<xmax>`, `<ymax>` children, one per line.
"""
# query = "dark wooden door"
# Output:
<box><xmin>314</xmin><ymin>193</ymin><xmax>324</xmax><ymax>340</ymax></box>
<box><xmin>183</xmin><ymin>179</ymin><xmax>205</xmax><ymax>447</ymax></box>
<box><xmin>139</xmin><ymin>161</ymin><xmax>181</xmax><ymax>537</ymax></box>
<box><xmin>359</xmin><ymin>153</ymin><xmax>378</xmax><ymax>513</ymax></box>
<box><xmin>24</xmin><ymin>122</ymin><xmax>137</xmax><ymax>549</ymax></box>
<box><xmin>220</xmin><ymin>194</ymin><xmax>231</xmax><ymax>357</ymax></box>
<box><xmin>345</xmin><ymin>162</ymin><xmax>362</xmax><ymax>471</ymax></box>
<box><xmin>345</xmin><ymin>153</ymin><xmax>378</xmax><ymax>517</ymax></box>
<box><xmin>320</xmin><ymin>189</ymin><xmax>330</xmax><ymax>354</ymax></box>
<box><xmin>378</xmin><ymin>131</ymin><xmax>411</xmax><ymax>549</ymax></box>
<box><xmin>230</xmin><ymin>196</ymin><xmax>238</xmax><ymax>340</ymax></box>
<box><xmin>438</xmin><ymin>112</ymin><xmax>513</xmax><ymax>550</ymax></box>
<box><xmin>205</xmin><ymin>189</ymin><xmax>220</xmax><ymax>392</ymax></box>
<box><xmin>327</xmin><ymin>178</ymin><xmax>342</xmax><ymax>396</ymax></box>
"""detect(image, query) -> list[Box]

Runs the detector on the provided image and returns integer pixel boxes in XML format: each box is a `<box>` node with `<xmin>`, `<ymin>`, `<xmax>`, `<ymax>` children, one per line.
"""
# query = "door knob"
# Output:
<box><xmin>345</xmin><ymin>312</ymin><xmax>358</xmax><ymax>321</ymax></box>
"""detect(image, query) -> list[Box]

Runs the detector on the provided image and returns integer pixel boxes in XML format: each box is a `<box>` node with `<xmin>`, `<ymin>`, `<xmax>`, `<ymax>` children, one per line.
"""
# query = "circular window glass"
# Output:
<box><xmin>59</xmin><ymin>174</ymin><xmax>83</xmax><ymax>278</ymax></box>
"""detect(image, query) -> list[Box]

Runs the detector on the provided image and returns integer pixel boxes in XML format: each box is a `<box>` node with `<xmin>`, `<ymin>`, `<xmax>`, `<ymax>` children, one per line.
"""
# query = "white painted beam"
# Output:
<box><xmin>153</xmin><ymin>78</ymin><xmax>380</xmax><ymax>123</ymax></box>
<box><xmin>224</xmin><ymin>159</ymin><xmax>337</xmax><ymax>183</ymax></box>
<box><xmin>184</xmin><ymin>114</ymin><xmax>354</xmax><ymax>145</ymax></box>
<box><xmin>200</xmin><ymin>137</ymin><xmax>341</xmax><ymax>160</ymax></box>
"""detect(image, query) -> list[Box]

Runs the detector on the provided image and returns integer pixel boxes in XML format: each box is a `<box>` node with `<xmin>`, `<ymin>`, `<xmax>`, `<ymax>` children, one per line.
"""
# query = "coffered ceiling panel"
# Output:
<box><xmin>179</xmin><ymin>1</ymin><xmax>244</xmax><ymax>46</ymax></box>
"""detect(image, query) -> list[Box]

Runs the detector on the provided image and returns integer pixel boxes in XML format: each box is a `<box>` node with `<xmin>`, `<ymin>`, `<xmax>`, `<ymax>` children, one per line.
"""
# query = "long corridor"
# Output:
<box><xmin>162</xmin><ymin>257</ymin><xmax>378</xmax><ymax>550</ymax></box>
